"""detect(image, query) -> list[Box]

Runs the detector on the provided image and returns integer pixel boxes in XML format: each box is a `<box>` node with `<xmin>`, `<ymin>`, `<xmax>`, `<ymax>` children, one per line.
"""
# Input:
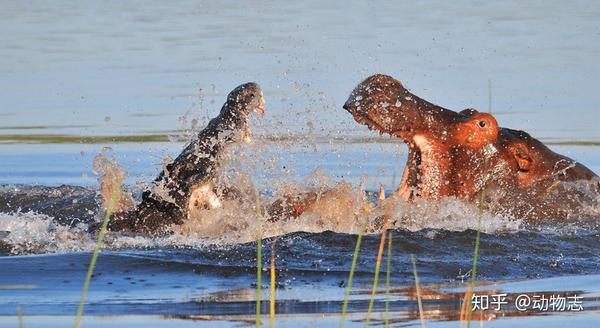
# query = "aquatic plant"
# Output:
<box><xmin>73</xmin><ymin>173</ymin><xmax>123</xmax><ymax>328</ymax></box>
<box><xmin>462</xmin><ymin>189</ymin><xmax>485</xmax><ymax>327</ymax></box>
<box><xmin>17</xmin><ymin>305</ymin><xmax>23</xmax><ymax>328</ymax></box>
<box><xmin>255</xmin><ymin>188</ymin><xmax>263</xmax><ymax>327</ymax></box>
<box><xmin>411</xmin><ymin>254</ymin><xmax>425</xmax><ymax>328</ymax></box>
<box><xmin>384</xmin><ymin>231</ymin><xmax>392</xmax><ymax>328</ymax></box>
<box><xmin>339</xmin><ymin>191</ymin><xmax>372</xmax><ymax>328</ymax></box>
<box><xmin>365</xmin><ymin>186</ymin><xmax>391</xmax><ymax>326</ymax></box>
<box><xmin>270</xmin><ymin>239</ymin><xmax>276</xmax><ymax>328</ymax></box>
<box><xmin>463</xmin><ymin>83</ymin><xmax>493</xmax><ymax>326</ymax></box>
<box><xmin>256</xmin><ymin>234</ymin><xmax>263</xmax><ymax>327</ymax></box>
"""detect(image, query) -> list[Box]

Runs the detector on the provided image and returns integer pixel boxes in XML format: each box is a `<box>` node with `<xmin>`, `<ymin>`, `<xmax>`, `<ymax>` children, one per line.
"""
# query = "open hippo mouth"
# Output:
<box><xmin>213</xmin><ymin>82</ymin><xmax>265</xmax><ymax>144</ymax></box>
<box><xmin>241</xmin><ymin>90</ymin><xmax>265</xmax><ymax>143</ymax></box>
<box><xmin>105</xmin><ymin>82</ymin><xmax>268</xmax><ymax>234</ymax></box>
<box><xmin>343</xmin><ymin>74</ymin><xmax>501</xmax><ymax>199</ymax></box>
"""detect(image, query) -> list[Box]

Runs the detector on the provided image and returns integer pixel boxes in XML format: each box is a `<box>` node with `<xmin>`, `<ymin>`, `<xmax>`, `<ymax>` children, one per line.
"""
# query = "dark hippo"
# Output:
<box><xmin>106</xmin><ymin>82</ymin><xmax>265</xmax><ymax>234</ymax></box>
<box><xmin>343</xmin><ymin>74</ymin><xmax>599</xmax><ymax>221</ymax></box>
<box><xmin>101</xmin><ymin>82</ymin><xmax>356</xmax><ymax>234</ymax></box>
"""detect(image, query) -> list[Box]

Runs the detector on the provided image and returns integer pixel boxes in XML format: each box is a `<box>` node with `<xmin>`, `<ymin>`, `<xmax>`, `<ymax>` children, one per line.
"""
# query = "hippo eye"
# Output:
<box><xmin>478</xmin><ymin>120</ymin><xmax>486</xmax><ymax>128</ymax></box>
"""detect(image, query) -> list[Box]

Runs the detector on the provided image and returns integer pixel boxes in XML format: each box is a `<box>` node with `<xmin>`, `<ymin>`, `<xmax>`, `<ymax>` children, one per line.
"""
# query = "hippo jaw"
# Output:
<box><xmin>109</xmin><ymin>82</ymin><xmax>267</xmax><ymax>234</ymax></box>
<box><xmin>209</xmin><ymin>82</ymin><xmax>265</xmax><ymax>144</ymax></box>
<box><xmin>345</xmin><ymin>75</ymin><xmax>600</xmax><ymax>220</ymax></box>
<box><xmin>344</xmin><ymin>74</ymin><xmax>421</xmax><ymax>139</ymax></box>
<box><xmin>340</xmin><ymin>111</ymin><xmax>454</xmax><ymax>199</ymax></box>
<box><xmin>343</xmin><ymin>74</ymin><xmax>461</xmax><ymax>199</ymax></box>
<box><xmin>238</xmin><ymin>85</ymin><xmax>265</xmax><ymax>143</ymax></box>
<box><xmin>344</xmin><ymin>75</ymin><xmax>507</xmax><ymax>200</ymax></box>
<box><xmin>241</xmin><ymin>91</ymin><xmax>265</xmax><ymax>143</ymax></box>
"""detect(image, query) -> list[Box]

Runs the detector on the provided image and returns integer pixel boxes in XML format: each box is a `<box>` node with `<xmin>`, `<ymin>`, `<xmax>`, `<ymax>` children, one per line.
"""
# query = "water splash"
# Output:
<box><xmin>0</xmin><ymin>211</ymin><xmax>94</xmax><ymax>254</ymax></box>
<box><xmin>92</xmin><ymin>148</ymin><xmax>135</xmax><ymax>213</ymax></box>
<box><xmin>0</xmin><ymin>139</ymin><xmax>598</xmax><ymax>254</ymax></box>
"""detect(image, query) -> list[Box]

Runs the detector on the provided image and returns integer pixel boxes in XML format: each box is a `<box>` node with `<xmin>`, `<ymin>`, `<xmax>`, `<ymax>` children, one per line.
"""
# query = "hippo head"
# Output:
<box><xmin>344</xmin><ymin>74</ymin><xmax>598</xmax><ymax>215</ymax></box>
<box><xmin>224</xmin><ymin>82</ymin><xmax>265</xmax><ymax>116</ymax></box>
<box><xmin>208</xmin><ymin>82</ymin><xmax>265</xmax><ymax>144</ymax></box>
<box><xmin>343</xmin><ymin>74</ymin><xmax>499</xmax><ymax>148</ymax></box>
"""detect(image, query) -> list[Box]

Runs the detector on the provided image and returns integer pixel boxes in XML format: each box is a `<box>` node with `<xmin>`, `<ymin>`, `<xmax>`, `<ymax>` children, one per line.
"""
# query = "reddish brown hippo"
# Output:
<box><xmin>343</xmin><ymin>74</ymin><xmax>599</xmax><ymax>221</ymax></box>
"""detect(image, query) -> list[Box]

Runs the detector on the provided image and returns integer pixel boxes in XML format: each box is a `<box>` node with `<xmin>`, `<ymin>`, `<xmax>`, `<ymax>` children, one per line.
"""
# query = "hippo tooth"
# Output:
<box><xmin>188</xmin><ymin>182</ymin><xmax>222</xmax><ymax>215</ymax></box>
<box><xmin>483</xmin><ymin>144</ymin><xmax>497</xmax><ymax>157</ymax></box>
<box><xmin>242</xmin><ymin>125</ymin><xmax>252</xmax><ymax>143</ymax></box>
<box><xmin>378</xmin><ymin>185</ymin><xmax>386</xmax><ymax>200</ymax></box>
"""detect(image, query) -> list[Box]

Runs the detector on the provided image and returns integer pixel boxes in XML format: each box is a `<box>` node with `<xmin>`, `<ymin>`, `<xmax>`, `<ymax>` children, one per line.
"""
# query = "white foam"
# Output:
<box><xmin>0</xmin><ymin>212</ymin><xmax>95</xmax><ymax>254</ymax></box>
<box><xmin>0</xmin><ymin>191</ymin><xmax>524</xmax><ymax>256</ymax></box>
<box><xmin>384</xmin><ymin>197</ymin><xmax>523</xmax><ymax>233</ymax></box>
<box><xmin>1</xmin><ymin>144</ymin><xmax>595</xmax><ymax>255</ymax></box>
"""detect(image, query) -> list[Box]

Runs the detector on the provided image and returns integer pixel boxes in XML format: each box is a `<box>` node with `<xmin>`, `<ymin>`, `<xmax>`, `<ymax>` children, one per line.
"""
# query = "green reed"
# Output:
<box><xmin>73</xmin><ymin>176</ymin><xmax>122</xmax><ymax>328</ymax></box>
<box><xmin>17</xmin><ymin>305</ymin><xmax>23</xmax><ymax>328</ymax></box>
<box><xmin>365</xmin><ymin>192</ymin><xmax>390</xmax><ymax>326</ymax></box>
<box><xmin>269</xmin><ymin>240</ymin><xmax>276</xmax><ymax>328</ymax></box>
<box><xmin>464</xmin><ymin>189</ymin><xmax>485</xmax><ymax>327</ymax></box>
<box><xmin>463</xmin><ymin>77</ymin><xmax>494</xmax><ymax>327</ymax></box>
<box><xmin>384</xmin><ymin>231</ymin><xmax>392</xmax><ymax>328</ymax></box>
<box><xmin>411</xmin><ymin>255</ymin><xmax>425</xmax><ymax>328</ymax></box>
<box><xmin>256</xmin><ymin>234</ymin><xmax>262</xmax><ymax>328</ymax></box>
<box><xmin>255</xmin><ymin>188</ymin><xmax>263</xmax><ymax>327</ymax></box>
<box><xmin>339</xmin><ymin>192</ymin><xmax>372</xmax><ymax>328</ymax></box>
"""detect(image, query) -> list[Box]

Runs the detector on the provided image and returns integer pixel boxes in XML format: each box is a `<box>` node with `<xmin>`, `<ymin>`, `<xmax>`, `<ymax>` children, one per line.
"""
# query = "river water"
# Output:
<box><xmin>0</xmin><ymin>1</ymin><xmax>599</xmax><ymax>327</ymax></box>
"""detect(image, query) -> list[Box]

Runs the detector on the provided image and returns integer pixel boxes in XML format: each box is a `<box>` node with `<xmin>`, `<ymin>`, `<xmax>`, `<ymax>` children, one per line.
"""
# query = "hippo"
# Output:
<box><xmin>100</xmin><ymin>82</ymin><xmax>363</xmax><ymax>235</ymax></box>
<box><xmin>343</xmin><ymin>74</ymin><xmax>599</xmax><ymax>221</ymax></box>
<box><xmin>105</xmin><ymin>82</ymin><xmax>266</xmax><ymax>234</ymax></box>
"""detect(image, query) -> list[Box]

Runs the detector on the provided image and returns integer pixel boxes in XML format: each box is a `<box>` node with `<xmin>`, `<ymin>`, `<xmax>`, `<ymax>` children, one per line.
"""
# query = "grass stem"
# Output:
<box><xmin>17</xmin><ymin>305</ymin><xmax>23</xmax><ymax>328</ymax></box>
<box><xmin>73</xmin><ymin>175</ymin><xmax>122</xmax><ymax>328</ymax></box>
<box><xmin>255</xmin><ymin>188</ymin><xmax>263</xmax><ymax>328</ymax></box>
<box><xmin>365</xmin><ymin>224</ymin><xmax>388</xmax><ymax>326</ymax></box>
<box><xmin>339</xmin><ymin>192</ymin><xmax>372</xmax><ymax>328</ymax></box>
<box><xmin>269</xmin><ymin>240</ymin><xmax>276</xmax><ymax>328</ymax></box>
<box><xmin>384</xmin><ymin>231</ymin><xmax>392</xmax><ymax>328</ymax></box>
<box><xmin>365</xmin><ymin>186</ymin><xmax>391</xmax><ymax>326</ymax></box>
<box><xmin>464</xmin><ymin>189</ymin><xmax>484</xmax><ymax>327</ymax></box>
<box><xmin>411</xmin><ymin>255</ymin><xmax>425</xmax><ymax>328</ymax></box>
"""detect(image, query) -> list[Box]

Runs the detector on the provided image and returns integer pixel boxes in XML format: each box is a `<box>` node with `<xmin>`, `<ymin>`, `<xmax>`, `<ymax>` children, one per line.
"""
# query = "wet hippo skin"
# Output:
<box><xmin>343</xmin><ymin>74</ymin><xmax>599</xmax><ymax>221</ymax></box>
<box><xmin>105</xmin><ymin>83</ymin><xmax>266</xmax><ymax>234</ymax></box>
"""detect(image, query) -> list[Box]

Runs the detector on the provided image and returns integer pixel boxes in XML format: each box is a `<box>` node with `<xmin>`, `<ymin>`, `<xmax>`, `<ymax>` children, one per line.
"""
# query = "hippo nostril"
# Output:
<box><xmin>478</xmin><ymin>120</ymin><xmax>486</xmax><ymax>128</ymax></box>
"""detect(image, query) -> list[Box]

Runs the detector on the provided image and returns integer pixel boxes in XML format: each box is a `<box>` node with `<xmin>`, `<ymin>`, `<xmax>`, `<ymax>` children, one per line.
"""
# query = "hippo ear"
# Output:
<box><xmin>459</xmin><ymin>108</ymin><xmax>479</xmax><ymax>118</ymax></box>
<box><xmin>510</xmin><ymin>143</ymin><xmax>532</xmax><ymax>172</ymax></box>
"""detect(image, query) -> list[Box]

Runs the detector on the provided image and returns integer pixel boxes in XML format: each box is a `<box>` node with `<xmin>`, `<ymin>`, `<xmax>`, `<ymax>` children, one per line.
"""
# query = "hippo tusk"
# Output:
<box><xmin>378</xmin><ymin>185</ymin><xmax>386</xmax><ymax>201</ymax></box>
<box><xmin>255</xmin><ymin>92</ymin><xmax>266</xmax><ymax>115</ymax></box>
